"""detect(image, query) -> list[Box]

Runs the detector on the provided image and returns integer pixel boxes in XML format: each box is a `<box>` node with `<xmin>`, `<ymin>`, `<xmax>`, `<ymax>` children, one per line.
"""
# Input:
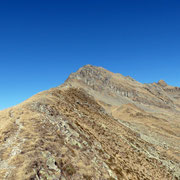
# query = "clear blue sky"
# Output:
<box><xmin>0</xmin><ymin>0</ymin><xmax>180</xmax><ymax>110</ymax></box>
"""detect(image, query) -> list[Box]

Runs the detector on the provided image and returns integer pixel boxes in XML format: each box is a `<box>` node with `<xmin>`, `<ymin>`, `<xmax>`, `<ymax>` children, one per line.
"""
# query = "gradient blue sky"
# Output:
<box><xmin>0</xmin><ymin>0</ymin><xmax>180</xmax><ymax>110</ymax></box>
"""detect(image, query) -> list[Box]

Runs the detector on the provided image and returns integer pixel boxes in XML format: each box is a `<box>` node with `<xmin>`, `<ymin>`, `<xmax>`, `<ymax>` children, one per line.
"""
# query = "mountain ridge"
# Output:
<box><xmin>0</xmin><ymin>65</ymin><xmax>180</xmax><ymax>180</ymax></box>
<box><xmin>64</xmin><ymin>65</ymin><xmax>180</xmax><ymax>111</ymax></box>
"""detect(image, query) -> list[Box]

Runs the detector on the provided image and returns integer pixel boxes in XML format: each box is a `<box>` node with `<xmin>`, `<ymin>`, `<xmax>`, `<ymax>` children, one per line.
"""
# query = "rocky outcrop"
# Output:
<box><xmin>158</xmin><ymin>80</ymin><xmax>168</xmax><ymax>87</ymax></box>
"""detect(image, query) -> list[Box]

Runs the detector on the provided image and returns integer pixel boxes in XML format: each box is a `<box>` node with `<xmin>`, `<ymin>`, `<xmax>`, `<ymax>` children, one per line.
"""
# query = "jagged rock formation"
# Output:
<box><xmin>0</xmin><ymin>65</ymin><xmax>180</xmax><ymax>180</ymax></box>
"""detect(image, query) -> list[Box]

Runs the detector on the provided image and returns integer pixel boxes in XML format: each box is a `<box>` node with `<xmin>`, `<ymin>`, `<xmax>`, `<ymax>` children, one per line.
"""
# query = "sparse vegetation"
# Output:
<box><xmin>114</xmin><ymin>167</ymin><xmax>124</xmax><ymax>178</ymax></box>
<box><xmin>107</xmin><ymin>177</ymin><xmax>116</xmax><ymax>180</ymax></box>
<box><xmin>63</xmin><ymin>163</ymin><xmax>76</xmax><ymax>176</ymax></box>
<box><xmin>83</xmin><ymin>175</ymin><xmax>92</xmax><ymax>180</ymax></box>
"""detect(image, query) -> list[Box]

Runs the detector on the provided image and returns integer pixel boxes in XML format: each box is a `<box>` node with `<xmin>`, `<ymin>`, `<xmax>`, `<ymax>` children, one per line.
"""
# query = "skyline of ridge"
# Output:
<box><xmin>0</xmin><ymin>0</ymin><xmax>180</xmax><ymax>110</ymax></box>
<box><xmin>1</xmin><ymin>64</ymin><xmax>179</xmax><ymax>110</ymax></box>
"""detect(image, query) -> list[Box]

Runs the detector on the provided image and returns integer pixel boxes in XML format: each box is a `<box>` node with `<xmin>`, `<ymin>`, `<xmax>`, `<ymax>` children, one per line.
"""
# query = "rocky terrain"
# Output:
<box><xmin>0</xmin><ymin>65</ymin><xmax>180</xmax><ymax>180</ymax></box>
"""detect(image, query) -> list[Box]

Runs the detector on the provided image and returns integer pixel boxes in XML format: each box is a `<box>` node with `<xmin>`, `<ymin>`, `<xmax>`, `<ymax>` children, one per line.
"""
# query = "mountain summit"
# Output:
<box><xmin>65</xmin><ymin>65</ymin><xmax>180</xmax><ymax>110</ymax></box>
<box><xmin>157</xmin><ymin>80</ymin><xmax>168</xmax><ymax>87</ymax></box>
<box><xmin>0</xmin><ymin>65</ymin><xmax>180</xmax><ymax>180</ymax></box>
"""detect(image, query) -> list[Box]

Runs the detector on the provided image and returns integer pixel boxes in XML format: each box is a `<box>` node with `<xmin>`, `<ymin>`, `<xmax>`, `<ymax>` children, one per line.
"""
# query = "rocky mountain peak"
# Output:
<box><xmin>157</xmin><ymin>80</ymin><xmax>168</xmax><ymax>87</ymax></box>
<box><xmin>67</xmin><ymin>64</ymin><xmax>113</xmax><ymax>80</ymax></box>
<box><xmin>65</xmin><ymin>65</ymin><xmax>180</xmax><ymax>110</ymax></box>
<box><xmin>65</xmin><ymin>65</ymin><xmax>138</xmax><ymax>91</ymax></box>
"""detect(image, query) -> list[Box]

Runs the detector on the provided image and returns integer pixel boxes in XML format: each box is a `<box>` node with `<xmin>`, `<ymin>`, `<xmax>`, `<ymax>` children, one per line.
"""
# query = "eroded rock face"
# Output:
<box><xmin>65</xmin><ymin>65</ymin><xmax>180</xmax><ymax>110</ymax></box>
<box><xmin>0</xmin><ymin>65</ymin><xmax>180</xmax><ymax>180</ymax></box>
